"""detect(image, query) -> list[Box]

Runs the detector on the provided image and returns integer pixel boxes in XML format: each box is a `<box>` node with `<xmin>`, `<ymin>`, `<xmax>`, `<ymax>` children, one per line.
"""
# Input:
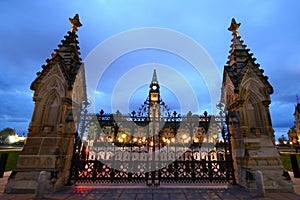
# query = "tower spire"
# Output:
<box><xmin>31</xmin><ymin>14</ymin><xmax>83</xmax><ymax>91</ymax></box>
<box><xmin>149</xmin><ymin>68</ymin><xmax>160</xmax><ymax>103</ymax></box>
<box><xmin>223</xmin><ymin>18</ymin><xmax>273</xmax><ymax>94</ymax></box>
<box><xmin>152</xmin><ymin>68</ymin><xmax>158</xmax><ymax>84</ymax></box>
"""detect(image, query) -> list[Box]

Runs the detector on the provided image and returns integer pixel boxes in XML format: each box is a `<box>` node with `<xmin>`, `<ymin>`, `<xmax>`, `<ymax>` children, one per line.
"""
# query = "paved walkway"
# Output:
<box><xmin>0</xmin><ymin>171</ymin><xmax>300</xmax><ymax>200</ymax></box>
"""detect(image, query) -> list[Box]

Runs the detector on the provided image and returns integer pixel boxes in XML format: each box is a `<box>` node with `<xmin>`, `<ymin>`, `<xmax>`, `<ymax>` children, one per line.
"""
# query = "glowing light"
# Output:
<box><xmin>8</xmin><ymin>135</ymin><xmax>18</xmax><ymax>144</ymax></box>
<box><xmin>107</xmin><ymin>136</ymin><xmax>113</xmax><ymax>142</ymax></box>
<box><xmin>18</xmin><ymin>135</ymin><xmax>26</xmax><ymax>141</ymax></box>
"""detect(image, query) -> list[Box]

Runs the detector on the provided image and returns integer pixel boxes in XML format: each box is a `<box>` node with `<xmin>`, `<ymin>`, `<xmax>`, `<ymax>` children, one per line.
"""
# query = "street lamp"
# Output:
<box><xmin>193</xmin><ymin>137</ymin><xmax>199</xmax><ymax>143</ymax></box>
<box><xmin>117</xmin><ymin>131</ymin><xmax>128</xmax><ymax>149</ymax></box>
<box><xmin>133</xmin><ymin>137</ymin><xmax>138</xmax><ymax>143</ymax></box>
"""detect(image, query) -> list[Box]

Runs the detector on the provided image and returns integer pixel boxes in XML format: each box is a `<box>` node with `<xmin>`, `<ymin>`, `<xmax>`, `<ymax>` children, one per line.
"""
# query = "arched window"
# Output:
<box><xmin>44</xmin><ymin>93</ymin><xmax>60</xmax><ymax>128</ymax></box>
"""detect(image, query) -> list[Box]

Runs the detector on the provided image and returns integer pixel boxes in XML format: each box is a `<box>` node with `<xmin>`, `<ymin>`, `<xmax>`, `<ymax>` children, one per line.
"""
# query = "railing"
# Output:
<box><xmin>70</xmin><ymin>149</ymin><xmax>235</xmax><ymax>185</ymax></box>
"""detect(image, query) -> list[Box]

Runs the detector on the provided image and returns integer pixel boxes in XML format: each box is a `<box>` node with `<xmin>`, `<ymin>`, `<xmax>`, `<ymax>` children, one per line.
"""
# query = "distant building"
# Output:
<box><xmin>84</xmin><ymin>69</ymin><xmax>219</xmax><ymax>155</ymax></box>
<box><xmin>288</xmin><ymin>103</ymin><xmax>300</xmax><ymax>146</ymax></box>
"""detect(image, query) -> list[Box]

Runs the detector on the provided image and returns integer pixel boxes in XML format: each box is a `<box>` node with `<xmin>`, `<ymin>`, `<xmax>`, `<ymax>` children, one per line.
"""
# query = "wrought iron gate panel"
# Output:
<box><xmin>69</xmin><ymin>106</ymin><xmax>236</xmax><ymax>185</ymax></box>
<box><xmin>71</xmin><ymin>149</ymin><xmax>235</xmax><ymax>184</ymax></box>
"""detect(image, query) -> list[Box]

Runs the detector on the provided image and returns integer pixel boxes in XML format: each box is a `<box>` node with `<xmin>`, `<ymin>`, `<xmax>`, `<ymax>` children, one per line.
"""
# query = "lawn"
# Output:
<box><xmin>280</xmin><ymin>153</ymin><xmax>300</xmax><ymax>172</ymax></box>
<box><xmin>0</xmin><ymin>151</ymin><xmax>20</xmax><ymax>171</ymax></box>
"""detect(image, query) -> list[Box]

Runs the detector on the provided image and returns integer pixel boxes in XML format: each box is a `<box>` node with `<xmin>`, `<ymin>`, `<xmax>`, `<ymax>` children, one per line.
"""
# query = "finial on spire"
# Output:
<box><xmin>69</xmin><ymin>14</ymin><xmax>82</xmax><ymax>32</ymax></box>
<box><xmin>228</xmin><ymin>18</ymin><xmax>241</xmax><ymax>36</ymax></box>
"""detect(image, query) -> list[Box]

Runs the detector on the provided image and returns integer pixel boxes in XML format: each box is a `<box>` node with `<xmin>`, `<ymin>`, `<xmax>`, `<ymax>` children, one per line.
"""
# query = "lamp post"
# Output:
<box><xmin>120</xmin><ymin>132</ymin><xmax>127</xmax><ymax>149</ymax></box>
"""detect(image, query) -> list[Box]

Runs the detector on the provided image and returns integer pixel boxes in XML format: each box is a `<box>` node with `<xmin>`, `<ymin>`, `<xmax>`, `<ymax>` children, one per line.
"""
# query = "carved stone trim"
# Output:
<box><xmin>228</xmin><ymin>99</ymin><xmax>245</xmax><ymax>110</ymax></box>
<box><xmin>62</xmin><ymin>97</ymin><xmax>73</xmax><ymax>105</ymax></box>
<box><xmin>262</xmin><ymin>100</ymin><xmax>271</xmax><ymax>107</ymax></box>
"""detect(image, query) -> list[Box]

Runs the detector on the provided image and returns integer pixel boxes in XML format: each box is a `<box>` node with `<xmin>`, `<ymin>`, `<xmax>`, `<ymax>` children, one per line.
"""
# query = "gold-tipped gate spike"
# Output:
<box><xmin>69</xmin><ymin>14</ymin><xmax>82</xmax><ymax>32</ymax></box>
<box><xmin>228</xmin><ymin>18</ymin><xmax>241</xmax><ymax>36</ymax></box>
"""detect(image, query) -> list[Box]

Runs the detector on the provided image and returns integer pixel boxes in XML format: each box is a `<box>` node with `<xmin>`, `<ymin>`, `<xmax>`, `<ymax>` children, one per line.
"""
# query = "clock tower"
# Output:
<box><xmin>149</xmin><ymin>69</ymin><xmax>160</xmax><ymax>121</ymax></box>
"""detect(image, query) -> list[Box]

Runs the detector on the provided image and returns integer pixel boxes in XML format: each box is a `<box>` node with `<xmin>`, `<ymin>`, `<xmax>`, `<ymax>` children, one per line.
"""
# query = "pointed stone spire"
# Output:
<box><xmin>53</xmin><ymin>29</ymin><xmax>82</xmax><ymax>65</ymax></box>
<box><xmin>51</xmin><ymin>14</ymin><xmax>82</xmax><ymax>66</ymax></box>
<box><xmin>223</xmin><ymin>18</ymin><xmax>273</xmax><ymax>95</ymax></box>
<box><xmin>226</xmin><ymin>18</ymin><xmax>254</xmax><ymax>69</ymax></box>
<box><xmin>31</xmin><ymin>14</ymin><xmax>83</xmax><ymax>90</ymax></box>
<box><xmin>225</xmin><ymin>18</ymin><xmax>263</xmax><ymax>88</ymax></box>
<box><xmin>152</xmin><ymin>68</ymin><xmax>158</xmax><ymax>84</ymax></box>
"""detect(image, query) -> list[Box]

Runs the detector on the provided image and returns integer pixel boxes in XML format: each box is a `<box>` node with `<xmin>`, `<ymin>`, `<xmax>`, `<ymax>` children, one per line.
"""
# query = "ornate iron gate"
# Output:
<box><xmin>69</xmin><ymin>103</ymin><xmax>235</xmax><ymax>185</ymax></box>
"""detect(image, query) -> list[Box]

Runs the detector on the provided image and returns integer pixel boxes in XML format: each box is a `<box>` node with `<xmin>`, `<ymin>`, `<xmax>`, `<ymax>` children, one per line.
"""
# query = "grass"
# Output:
<box><xmin>280</xmin><ymin>153</ymin><xmax>300</xmax><ymax>172</ymax></box>
<box><xmin>0</xmin><ymin>151</ymin><xmax>20</xmax><ymax>171</ymax></box>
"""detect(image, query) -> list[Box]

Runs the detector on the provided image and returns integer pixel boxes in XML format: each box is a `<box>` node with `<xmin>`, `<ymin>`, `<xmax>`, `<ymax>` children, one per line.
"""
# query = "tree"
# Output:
<box><xmin>0</xmin><ymin>128</ymin><xmax>17</xmax><ymax>144</ymax></box>
<box><xmin>278</xmin><ymin>134</ymin><xmax>288</xmax><ymax>145</ymax></box>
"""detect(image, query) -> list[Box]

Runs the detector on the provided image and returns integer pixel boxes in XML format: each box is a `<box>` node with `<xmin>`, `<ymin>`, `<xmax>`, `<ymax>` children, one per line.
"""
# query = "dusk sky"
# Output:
<box><xmin>0</xmin><ymin>1</ymin><xmax>299</xmax><ymax>140</ymax></box>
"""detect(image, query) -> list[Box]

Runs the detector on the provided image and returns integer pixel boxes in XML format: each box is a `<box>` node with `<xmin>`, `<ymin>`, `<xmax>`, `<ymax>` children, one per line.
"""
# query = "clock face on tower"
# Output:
<box><xmin>152</xmin><ymin>85</ymin><xmax>157</xmax><ymax>90</ymax></box>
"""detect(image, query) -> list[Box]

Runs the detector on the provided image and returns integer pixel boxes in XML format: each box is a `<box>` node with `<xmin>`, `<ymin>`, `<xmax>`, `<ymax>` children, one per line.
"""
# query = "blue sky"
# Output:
<box><xmin>0</xmin><ymin>1</ymin><xmax>299</xmax><ymax>140</ymax></box>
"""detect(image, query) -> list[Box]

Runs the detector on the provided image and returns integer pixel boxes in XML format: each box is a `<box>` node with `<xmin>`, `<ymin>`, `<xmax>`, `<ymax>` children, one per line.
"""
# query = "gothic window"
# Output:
<box><xmin>44</xmin><ymin>94</ymin><xmax>60</xmax><ymax>127</ymax></box>
<box><xmin>247</xmin><ymin>103</ymin><xmax>256</xmax><ymax>128</ymax></box>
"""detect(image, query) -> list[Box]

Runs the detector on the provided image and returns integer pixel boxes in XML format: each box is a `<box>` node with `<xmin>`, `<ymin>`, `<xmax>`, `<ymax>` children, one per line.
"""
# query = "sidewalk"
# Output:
<box><xmin>0</xmin><ymin>171</ymin><xmax>300</xmax><ymax>200</ymax></box>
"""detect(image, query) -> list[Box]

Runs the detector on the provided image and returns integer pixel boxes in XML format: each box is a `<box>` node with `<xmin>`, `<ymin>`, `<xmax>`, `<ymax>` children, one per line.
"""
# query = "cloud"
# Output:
<box><xmin>0</xmin><ymin>115</ymin><xmax>29</xmax><ymax>123</ymax></box>
<box><xmin>0</xmin><ymin>0</ymin><xmax>299</xmax><ymax>134</ymax></box>
<box><xmin>15</xmin><ymin>90</ymin><xmax>33</xmax><ymax>97</ymax></box>
<box><xmin>270</xmin><ymin>100</ymin><xmax>295</xmax><ymax>128</ymax></box>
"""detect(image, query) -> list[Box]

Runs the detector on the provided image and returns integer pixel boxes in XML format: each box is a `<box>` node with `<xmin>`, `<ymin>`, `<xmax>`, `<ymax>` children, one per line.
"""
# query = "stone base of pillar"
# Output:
<box><xmin>5</xmin><ymin>168</ymin><xmax>69</xmax><ymax>194</ymax></box>
<box><xmin>234</xmin><ymin>136</ymin><xmax>294</xmax><ymax>193</ymax></box>
<box><xmin>4</xmin><ymin>137</ymin><xmax>73</xmax><ymax>194</ymax></box>
<box><xmin>5</xmin><ymin>171</ymin><xmax>52</xmax><ymax>194</ymax></box>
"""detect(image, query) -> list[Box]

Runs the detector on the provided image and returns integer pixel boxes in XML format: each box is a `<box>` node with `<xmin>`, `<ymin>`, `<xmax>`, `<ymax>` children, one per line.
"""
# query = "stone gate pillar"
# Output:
<box><xmin>222</xmin><ymin>18</ymin><xmax>293</xmax><ymax>192</ymax></box>
<box><xmin>5</xmin><ymin>14</ymin><xmax>86</xmax><ymax>193</ymax></box>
